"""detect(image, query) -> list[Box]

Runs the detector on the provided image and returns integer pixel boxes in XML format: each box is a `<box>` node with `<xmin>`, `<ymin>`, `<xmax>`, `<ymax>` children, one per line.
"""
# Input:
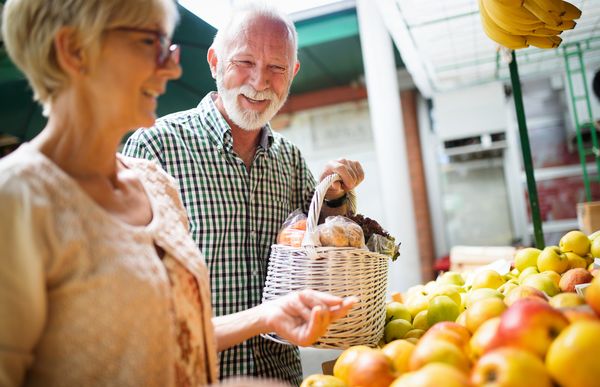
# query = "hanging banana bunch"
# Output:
<box><xmin>478</xmin><ymin>0</ymin><xmax>582</xmax><ymax>50</ymax></box>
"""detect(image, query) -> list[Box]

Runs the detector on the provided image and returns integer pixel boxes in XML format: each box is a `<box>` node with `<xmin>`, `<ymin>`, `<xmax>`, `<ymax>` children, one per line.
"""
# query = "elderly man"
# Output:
<box><xmin>123</xmin><ymin>3</ymin><xmax>364</xmax><ymax>384</ymax></box>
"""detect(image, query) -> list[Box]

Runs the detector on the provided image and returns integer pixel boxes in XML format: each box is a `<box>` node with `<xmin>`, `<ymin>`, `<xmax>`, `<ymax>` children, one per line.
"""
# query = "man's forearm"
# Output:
<box><xmin>212</xmin><ymin>306</ymin><xmax>267</xmax><ymax>352</ymax></box>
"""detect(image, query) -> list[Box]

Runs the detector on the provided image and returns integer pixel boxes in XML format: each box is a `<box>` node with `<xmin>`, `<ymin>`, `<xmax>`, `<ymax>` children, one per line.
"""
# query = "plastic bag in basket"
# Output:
<box><xmin>318</xmin><ymin>215</ymin><xmax>366</xmax><ymax>248</ymax></box>
<box><xmin>277</xmin><ymin>209</ymin><xmax>307</xmax><ymax>247</ymax></box>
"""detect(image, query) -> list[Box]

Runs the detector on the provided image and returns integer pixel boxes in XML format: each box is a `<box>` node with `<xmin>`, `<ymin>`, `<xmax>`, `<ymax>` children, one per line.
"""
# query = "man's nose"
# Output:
<box><xmin>249</xmin><ymin>66</ymin><xmax>269</xmax><ymax>91</ymax></box>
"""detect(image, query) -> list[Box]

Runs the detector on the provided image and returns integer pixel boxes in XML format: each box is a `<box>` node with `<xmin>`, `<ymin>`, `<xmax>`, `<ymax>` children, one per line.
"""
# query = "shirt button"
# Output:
<box><xmin>250</xmin><ymin>230</ymin><xmax>257</xmax><ymax>238</ymax></box>
<box><xmin>252</xmin><ymin>270</ymin><xmax>258</xmax><ymax>276</ymax></box>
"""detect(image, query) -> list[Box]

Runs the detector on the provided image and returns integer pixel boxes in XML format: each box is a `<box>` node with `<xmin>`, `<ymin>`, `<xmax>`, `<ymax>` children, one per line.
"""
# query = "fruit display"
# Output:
<box><xmin>478</xmin><ymin>0</ymin><xmax>582</xmax><ymax>49</ymax></box>
<box><xmin>301</xmin><ymin>229</ymin><xmax>600</xmax><ymax>386</ymax></box>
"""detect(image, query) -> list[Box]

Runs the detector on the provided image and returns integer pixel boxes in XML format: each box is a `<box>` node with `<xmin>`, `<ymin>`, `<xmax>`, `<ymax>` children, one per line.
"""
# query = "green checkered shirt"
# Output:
<box><xmin>122</xmin><ymin>93</ymin><xmax>315</xmax><ymax>385</ymax></box>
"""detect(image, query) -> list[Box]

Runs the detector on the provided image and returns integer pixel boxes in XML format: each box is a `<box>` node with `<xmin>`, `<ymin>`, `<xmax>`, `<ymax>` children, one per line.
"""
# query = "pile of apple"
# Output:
<box><xmin>300</xmin><ymin>230</ymin><xmax>600</xmax><ymax>387</ymax></box>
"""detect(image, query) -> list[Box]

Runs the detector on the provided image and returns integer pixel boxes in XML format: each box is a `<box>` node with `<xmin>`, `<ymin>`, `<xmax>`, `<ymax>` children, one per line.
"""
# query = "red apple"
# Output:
<box><xmin>333</xmin><ymin>345</ymin><xmax>373</xmax><ymax>383</ymax></box>
<box><xmin>468</xmin><ymin>317</ymin><xmax>501</xmax><ymax>362</ymax></box>
<box><xmin>490</xmin><ymin>299</ymin><xmax>569</xmax><ymax>358</ymax></box>
<box><xmin>559</xmin><ymin>268</ymin><xmax>593</xmax><ymax>293</ymax></box>
<box><xmin>470</xmin><ymin>347</ymin><xmax>552</xmax><ymax>387</ymax></box>
<box><xmin>347</xmin><ymin>350</ymin><xmax>397</xmax><ymax>387</ymax></box>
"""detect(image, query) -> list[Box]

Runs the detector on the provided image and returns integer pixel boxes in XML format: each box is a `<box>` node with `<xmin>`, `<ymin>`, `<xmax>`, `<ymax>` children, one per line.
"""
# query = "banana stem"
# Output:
<box><xmin>509</xmin><ymin>51</ymin><xmax>545</xmax><ymax>249</ymax></box>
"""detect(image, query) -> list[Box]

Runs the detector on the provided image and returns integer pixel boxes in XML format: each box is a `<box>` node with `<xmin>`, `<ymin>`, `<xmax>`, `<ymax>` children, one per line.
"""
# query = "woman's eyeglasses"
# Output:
<box><xmin>112</xmin><ymin>26</ymin><xmax>180</xmax><ymax>67</ymax></box>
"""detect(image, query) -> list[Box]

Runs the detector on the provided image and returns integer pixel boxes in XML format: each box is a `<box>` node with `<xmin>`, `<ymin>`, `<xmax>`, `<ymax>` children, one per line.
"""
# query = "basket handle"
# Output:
<box><xmin>301</xmin><ymin>174</ymin><xmax>357</xmax><ymax>251</ymax></box>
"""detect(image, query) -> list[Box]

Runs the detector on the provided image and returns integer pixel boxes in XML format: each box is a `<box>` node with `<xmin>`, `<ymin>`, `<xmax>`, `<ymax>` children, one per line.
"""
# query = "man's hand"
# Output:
<box><xmin>261</xmin><ymin>289</ymin><xmax>358</xmax><ymax>347</ymax></box>
<box><xmin>319</xmin><ymin>158</ymin><xmax>364</xmax><ymax>200</ymax></box>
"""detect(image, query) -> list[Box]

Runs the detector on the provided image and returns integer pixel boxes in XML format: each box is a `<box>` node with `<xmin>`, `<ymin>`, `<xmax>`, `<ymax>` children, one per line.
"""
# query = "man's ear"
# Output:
<box><xmin>54</xmin><ymin>26</ymin><xmax>87</xmax><ymax>77</ymax></box>
<box><xmin>292</xmin><ymin>60</ymin><xmax>300</xmax><ymax>79</ymax></box>
<box><xmin>207</xmin><ymin>46</ymin><xmax>218</xmax><ymax>79</ymax></box>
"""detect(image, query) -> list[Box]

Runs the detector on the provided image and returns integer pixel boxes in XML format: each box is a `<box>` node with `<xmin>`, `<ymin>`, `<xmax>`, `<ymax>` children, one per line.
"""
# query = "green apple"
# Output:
<box><xmin>537</xmin><ymin>246</ymin><xmax>569</xmax><ymax>274</ymax></box>
<box><xmin>427</xmin><ymin>295</ymin><xmax>460</xmax><ymax>327</ymax></box>
<box><xmin>405</xmin><ymin>293</ymin><xmax>430</xmax><ymax>318</ymax></box>
<box><xmin>498</xmin><ymin>280</ymin><xmax>518</xmax><ymax>296</ymax></box>
<box><xmin>471</xmin><ymin>269</ymin><xmax>505</xmax><ymax>290</ymax></box>
<box><xmin>412</xmin><ymin>310</ymin><xmax>429</xmax><ymax>331</ymax></box>
<box><xmin>465</xmin><ymin>288</ymin><xmax>503</xmax><ymax>309</ymax></box>
<box><xmin>522</xmin><ymin>273</ymin><xmax>560</xmax><ymax>296</ymax></box>
<box><xmin>518</xmin><ymin>266</ymin><xmax>539</xmax><ymax>283</ymax></box>
<box><xmin>429</xmin><ymin>284</ymin><xmax>461</xmax><ymax>306</ymax></box>
<box><xmin>386</xmin><ymin>301</ymin><xmax>412</xmax><ymax>323</ymax></box>
<box><xmin>514</xmin><ymin>247</ymin><xmax>542</xmax><ymax>272</ymax></box>
<box><xmin>404</xmin><ymin>329</ymin><xmax>425</xmax><ymax>340</ymax></box>
<box><xmin>384</xmin><ymin>319</ymin><xmax>412</xmax><ymax>343</ymax></box>
<box><xmin>559</xmin><ymin>230</ymin><xmax>590</xmax><ymax>256</ymax></box>
<box><xmin>437</xmin><ymin>271</ymin><xmax>465</xmax><ymax>286</ymax></box>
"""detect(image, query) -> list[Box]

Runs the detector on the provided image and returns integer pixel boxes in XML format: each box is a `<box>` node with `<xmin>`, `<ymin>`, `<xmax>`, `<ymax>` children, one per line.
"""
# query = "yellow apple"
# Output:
<box><xmin>382</xmin><ymin>339</ymin><xmax>415</xmax><ymax>374</ymax></box>
<box><xmin>560</xmin><ymin>305</ymin><xmax>600</xmax><ymax>323</ymax></box>
<box><xmin>471</xmin><ymin>269</ymin><xmax>505</xmax><ymax>290</ymax></box>
<box><xmin>584</xmin><ymin>275</ymin><xmax>600</xmax><ymax>316</ymax></box>
<box><xmin>503</xmin><ymin>285</ymin><xmax>547</xmax><ymax>307</ymax></box>
<box><xmin>560</xmin><ymin>230</ymin><xmax>591</xmax><ymax>256</ymax></box>
<box><xmin>408</xmin><ymin>337</ymin><xmax>470</xmax><ymax>373</ymax></box>
<box><xmin>540</xmin><ymin>270</ymin><xmax>561</xmax><ymax>287</ymax></box>
<box><xmin>455</xmin><ymin>311</ymin><xmax>467</xmax><ymax>327</ymax></box>
<box><xmin>565</xmin><ymin>252</ymin><xmax>588</xmax><ymax>269</ymax></box>
<box><xmin>403</xmin><ymin>329</ymin><xmax>425</xmax><ymax>340</ymax></box>
<box><xmin>390</xmin><ymin>363</ymin><xmax>470</xmax><ymax>387</ymax></box>
<box><xmin>423</xmin><ymin>321</ymin><xmax>471</xmax><ymax>349</ymax></box>
<box><xmin>465</xmin><ymin>297</ymin><xmax>507</xmax><ymax>334</ymax></box>
<box><xmin>471</xmin><ymin>347</ymin><xmax>552</xmax><ymax>387</ymax></box>
<box><xmin>549</xmin><ymin>292</ymin><xmax>585</xmax><ymax>308</ymax></box>
<box><xmin>546</xmin><ymin>321</ymin><xmax>600</xmax><ymax>387</ymax></box>
<box><xmin>522</xmin><ymin>273</ymin><xmax>560</xmax><ymax>296</ymax></box>
<box><xmin>537</xmin><ymin>246</ymin><xmax>569</xmax><ymax>274</ymax></box>
<box><xmin>465</xmin><ymin>288</ymin><xmax>503</xmax><ymax>309</ymax></box>
<box><xmin>468</xmin><ymin>316</ymin><xmax>500</xmax><ymax>362</ymax></box>
<box><xmin>437</xmin><ymin>271</ymin><xmax>465</xmax><ymax>286</ymax></box>
<box><xmin>301</xmin><ymin>374</ymin><xmax>346</xmax><ymax>387</ymax></box>
<box><xmin>514</xmin><ymin>247</ymin><xmax>542</xmax><ymax>272</ymax></box>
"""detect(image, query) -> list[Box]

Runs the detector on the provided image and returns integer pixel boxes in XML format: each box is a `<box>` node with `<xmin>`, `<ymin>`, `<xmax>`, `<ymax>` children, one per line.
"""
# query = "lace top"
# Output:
<box><xmin>0</xmin><ymin>144</ymin><xmax>218</xmax><ymax>386</ymax></box>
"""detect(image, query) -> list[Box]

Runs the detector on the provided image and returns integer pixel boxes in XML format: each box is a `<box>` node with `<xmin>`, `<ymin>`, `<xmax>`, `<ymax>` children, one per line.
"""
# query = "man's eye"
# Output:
<box><xmin>271</xmin><ymin>65</ymin><xmax>286</xmax><ymax>73</ymax></box>
<box><xmin>142</xmin><ymin>38</ymin><xmax>156</xmax><ymax>46</ymax></box>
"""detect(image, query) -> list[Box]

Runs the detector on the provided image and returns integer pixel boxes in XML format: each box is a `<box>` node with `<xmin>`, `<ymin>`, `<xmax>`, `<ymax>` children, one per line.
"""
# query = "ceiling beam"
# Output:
<box><xmin>296</xmin><ymin>9</ymin><xmax>359</xmax><ymax>48</ymax></box>
<box><xmin>373</xmin><ymin>0</ymin><xmax>434</xmax><ymax>97</ymax></box>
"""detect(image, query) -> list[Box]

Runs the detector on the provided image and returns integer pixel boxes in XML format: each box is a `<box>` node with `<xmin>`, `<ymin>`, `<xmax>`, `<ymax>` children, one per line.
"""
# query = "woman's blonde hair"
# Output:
<box><xmin>1</xmin><ymin>0</ymin><xmax>179</xmax><ymax>115</ymax></box>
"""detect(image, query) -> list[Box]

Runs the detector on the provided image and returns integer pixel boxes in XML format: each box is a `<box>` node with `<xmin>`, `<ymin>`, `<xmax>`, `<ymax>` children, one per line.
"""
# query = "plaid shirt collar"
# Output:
<box><xmin>198</xmin><ymin>92</ymin><xmax>274</xmax><ymax>154</ymax></box>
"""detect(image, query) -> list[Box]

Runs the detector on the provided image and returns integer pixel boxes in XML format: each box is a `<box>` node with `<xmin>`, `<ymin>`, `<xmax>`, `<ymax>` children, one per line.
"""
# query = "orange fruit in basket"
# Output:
<box><xmin>290</xmin><ymin>219</ymin><xmax>307</xmax><ymax>230</ymax></box>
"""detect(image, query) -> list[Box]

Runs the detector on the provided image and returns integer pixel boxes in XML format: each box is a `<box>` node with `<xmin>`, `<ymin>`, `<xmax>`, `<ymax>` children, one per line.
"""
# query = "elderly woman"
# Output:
<box><xmin>0</xmin><ymin>0</ymin><xmax>355</xmax><ymax>386</ymax></box>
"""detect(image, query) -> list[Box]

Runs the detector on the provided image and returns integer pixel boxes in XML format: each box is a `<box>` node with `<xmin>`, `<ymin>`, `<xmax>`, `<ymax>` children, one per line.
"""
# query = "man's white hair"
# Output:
<box><xmin>211</xmin><ymin>2</ymin><xmax>298</xmax><ymax>64</ymax></box>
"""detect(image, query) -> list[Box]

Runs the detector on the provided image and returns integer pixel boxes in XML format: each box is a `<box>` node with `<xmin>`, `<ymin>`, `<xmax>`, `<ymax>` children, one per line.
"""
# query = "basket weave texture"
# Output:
<box><xmin>262</xmin><ymin>174</ymin><xmax>389</xmax><ymax>349</ymax></box>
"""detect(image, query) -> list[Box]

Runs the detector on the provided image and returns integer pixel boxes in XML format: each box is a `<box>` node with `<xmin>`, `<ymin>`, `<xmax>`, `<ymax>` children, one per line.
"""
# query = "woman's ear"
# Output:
<box><xmin>53</xmin><ymin>26</ymin><xmax>87</xmax><ymax>77</ymax></box>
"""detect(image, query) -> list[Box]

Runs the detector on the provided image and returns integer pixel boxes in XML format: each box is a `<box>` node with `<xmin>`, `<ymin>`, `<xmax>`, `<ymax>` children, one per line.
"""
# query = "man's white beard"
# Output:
<box><xmin>216</xmin><ymin>69</ymin><xmax>289</xmax><ymax>131</ymax></box>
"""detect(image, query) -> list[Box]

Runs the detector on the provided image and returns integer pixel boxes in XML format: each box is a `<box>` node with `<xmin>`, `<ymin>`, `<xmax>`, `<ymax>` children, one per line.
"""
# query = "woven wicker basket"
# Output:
<box><xmin>262</xmin><ymin>174</ymin><xmax>389</xmax><ymax>349</ymax></box>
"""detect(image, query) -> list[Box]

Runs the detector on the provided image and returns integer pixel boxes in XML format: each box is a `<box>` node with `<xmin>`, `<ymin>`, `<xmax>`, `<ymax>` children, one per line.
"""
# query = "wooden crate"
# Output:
<box><xmin>450</xmin><ymin>246</ymin><xmax>516</xmax><ymax>273</ymax></box>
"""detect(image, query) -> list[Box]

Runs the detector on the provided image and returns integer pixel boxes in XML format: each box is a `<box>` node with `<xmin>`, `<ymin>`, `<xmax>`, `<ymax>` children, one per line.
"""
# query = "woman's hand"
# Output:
<box><xmin>260</xmin><ymin>289</ymin><xmax>358</xmax><ymax>347</ymax></box>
